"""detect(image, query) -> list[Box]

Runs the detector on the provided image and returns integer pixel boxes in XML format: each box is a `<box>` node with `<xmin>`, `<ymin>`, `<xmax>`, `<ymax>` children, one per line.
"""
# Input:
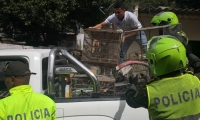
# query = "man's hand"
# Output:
<box><xmin>89</xmin><ymin>26</ymin><xmax>101</xmax><ymax>30</ymax></box>
<box><xmin>129</xmin><ymin>73</ymin><xmax>147</xmax><ymax>88</ymax></box>
<box><xmin>122</xmin><ymin>30</ymin><xmax>137</xmax><ymax>43</ymax></box>
<box><xmin>122</xmin><ymin>36</ymin><xmax>126</xmax><ymax>43</ymax></box>
<box><xmin>129</xmin><ymin>74</ymin><xmax>139</xmax><ymax>85</ymax></box>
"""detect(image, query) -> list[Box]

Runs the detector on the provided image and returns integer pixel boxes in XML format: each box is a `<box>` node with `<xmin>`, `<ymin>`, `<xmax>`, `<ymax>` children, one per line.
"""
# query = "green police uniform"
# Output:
<box><xmin>147</xmin><ymin>74</ymin><xmax>200</xmax><ymax>119</ymax></box>
<box><xmin>126</xmin><ymin>34</ymin><xmax>200</xmax><ymax>120</ymax></box>
<box><xmin>0</xmin><ymin>85</ymin><xmax>56</xmax><ymax>120</ymax></box>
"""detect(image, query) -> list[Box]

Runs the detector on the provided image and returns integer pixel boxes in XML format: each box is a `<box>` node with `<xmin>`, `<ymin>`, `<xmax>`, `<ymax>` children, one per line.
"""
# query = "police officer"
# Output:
<box><xmin>0</xmin><ymin>61</ymin><xmax>56</xmax><ymax>120</ymax></box>
<box><xmin>150</xmin><ymin>11</ymin><xmax>200</xmax><ymax>75</ymax></box>
<box><xmin>126</xmin><ymin>35</ymin><xmax>200</xmax><ymax>120</ymax></box>
<box><xmin>150</xmin><ymin>11</ymin><xmax>188</xmax><ymax>46</ymax></box>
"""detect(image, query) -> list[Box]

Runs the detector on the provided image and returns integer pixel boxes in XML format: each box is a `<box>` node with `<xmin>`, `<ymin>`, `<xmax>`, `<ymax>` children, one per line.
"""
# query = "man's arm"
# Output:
<box><xmin>89</xmin><ymin>21</ymin><xmax>107</xmax><ymax>29</ymax></box>
<box><xmin>122</xmin><ymin>12</ymin><xmax>141</xmax><ymax>42</ymax></box>
<box><xmin>122</xmin><ymin>29</ymin><xmax>138</xmax><ymax>43</ymax></box>
<box><xmin>126</xmin><ymin>84</ymin><xmax>148</xmax><ymax>108</ymax></box>
<box><xmin>125</xmin><ymin>74</ymin><xmax>148</xmax><ymax>108</ymax></box>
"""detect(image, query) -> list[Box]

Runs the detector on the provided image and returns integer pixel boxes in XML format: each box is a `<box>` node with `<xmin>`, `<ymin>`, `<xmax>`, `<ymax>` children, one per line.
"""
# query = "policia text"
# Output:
<box><xmin>6</xmin><ymin>108</ymin><xmax>50</xmax><ymax>120</ymax></box>
<box><xmin>153</xmin><ymin>87</ymin><xmax>200</xmax><ymax>108</ymax></box>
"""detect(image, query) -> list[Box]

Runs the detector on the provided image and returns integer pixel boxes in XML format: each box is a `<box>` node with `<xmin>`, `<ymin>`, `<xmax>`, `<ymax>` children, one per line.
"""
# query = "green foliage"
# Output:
<box><xmin>0</xmin><ymin>0</ymin><xmax>76</xmax><ymax>32</ymax></box>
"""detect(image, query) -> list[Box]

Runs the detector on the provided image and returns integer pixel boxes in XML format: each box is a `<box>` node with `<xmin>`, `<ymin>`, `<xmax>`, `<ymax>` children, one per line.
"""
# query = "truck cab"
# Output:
<box><xmin>0</xmin><ymin>48</ymin><xmax>149</xmax><ymax>120</ymax></box>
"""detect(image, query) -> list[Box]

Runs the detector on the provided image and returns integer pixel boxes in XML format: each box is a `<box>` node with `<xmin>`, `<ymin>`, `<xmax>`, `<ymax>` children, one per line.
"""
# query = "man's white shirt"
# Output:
<box><xmin>105</xmin><ymin>11</ymin><xmax>142</xmax><ymax>31</ymax></box>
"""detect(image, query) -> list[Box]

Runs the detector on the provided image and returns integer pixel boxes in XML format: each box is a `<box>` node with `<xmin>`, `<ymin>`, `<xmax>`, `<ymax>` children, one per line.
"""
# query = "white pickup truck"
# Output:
<box><xmin>0</xmin><ymin>47</ymin><xmax>149</xmax><ymax>120</ymax></box>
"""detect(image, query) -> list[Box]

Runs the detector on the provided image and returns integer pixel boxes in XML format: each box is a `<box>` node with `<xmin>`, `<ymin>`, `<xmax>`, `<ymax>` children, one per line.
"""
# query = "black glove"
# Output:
<box><xmin>129</xmin><ymin>74</ymin><xmax>147</xmax><ymax>90</ymax></box>
<box><xmin>129</xmin><ymin>74</ymin><xmax>139</xmax><ymax>85</ymax></box>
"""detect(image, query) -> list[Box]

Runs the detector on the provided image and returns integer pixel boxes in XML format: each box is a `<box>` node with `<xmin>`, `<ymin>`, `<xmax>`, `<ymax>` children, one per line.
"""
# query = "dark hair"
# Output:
<box><xmin>114</xmin><ymin>1</ymin><xmax>125</xmax><ymax>9</ymax></box>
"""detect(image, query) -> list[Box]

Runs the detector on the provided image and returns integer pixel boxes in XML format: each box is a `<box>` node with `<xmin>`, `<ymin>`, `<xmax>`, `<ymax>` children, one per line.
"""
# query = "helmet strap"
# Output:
<box><xmin>183</xmin><ymin>68</ymin><xmax>194</xmax><ymax>75</ymax></box>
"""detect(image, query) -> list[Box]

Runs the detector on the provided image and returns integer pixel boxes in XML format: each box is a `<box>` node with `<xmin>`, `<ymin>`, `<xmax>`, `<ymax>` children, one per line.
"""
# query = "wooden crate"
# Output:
<box><xmin>82</xmin><ymin>29</ymin><xmax>123</xmax><ymax>66</ymax></box>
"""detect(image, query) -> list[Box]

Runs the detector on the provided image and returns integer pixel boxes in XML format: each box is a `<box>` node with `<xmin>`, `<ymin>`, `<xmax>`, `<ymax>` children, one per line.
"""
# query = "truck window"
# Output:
<box><xmin>42</xmin><ymin>57</ymin><xmax>48</xmax><ymax>90</ymax></box>
<box><xmin>0</xmin><ymin>61</ymin><xmax>12</xmax><ymax>99</ymax></box>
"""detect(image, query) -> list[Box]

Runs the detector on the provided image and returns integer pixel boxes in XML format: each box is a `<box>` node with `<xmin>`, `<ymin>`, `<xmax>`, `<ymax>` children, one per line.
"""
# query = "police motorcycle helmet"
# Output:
<box><xmin>150</xmin><ymin>11</ymin><xmax>178</xmax><ymax>26</ymax></box>
<box><xmin>150</xmin><ymin>11</ymin><xmax>188</xmax><ymax>46</ymax></box>
<box><xmin>146</xmin><ymin>35</ymin><xmax>187</xmax><ymax>77</ymax></box>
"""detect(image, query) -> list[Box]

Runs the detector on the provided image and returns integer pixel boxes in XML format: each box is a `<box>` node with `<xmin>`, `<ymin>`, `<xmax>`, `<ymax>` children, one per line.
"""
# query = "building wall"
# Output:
<box><xmin>179</xmin><ymin>17</ymin><xmax>200</xmax><ymax>41</ymax></box>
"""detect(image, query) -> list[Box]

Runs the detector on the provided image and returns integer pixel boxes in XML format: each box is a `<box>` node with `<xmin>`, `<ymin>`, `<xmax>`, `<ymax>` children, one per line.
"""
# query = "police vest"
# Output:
<box><xmin>0</xmin><ymin>85</ymin><xmax>56</xmax><ymax>120</ymax></box>
<box><xmin>147</xmin><ymin>74</ymin><xmax>200</xmax><ymax>120</ymax></box>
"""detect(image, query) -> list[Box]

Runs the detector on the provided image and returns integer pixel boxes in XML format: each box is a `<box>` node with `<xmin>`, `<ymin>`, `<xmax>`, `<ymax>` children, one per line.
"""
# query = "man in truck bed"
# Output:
<box><xmin>89</xmin><ymin>1</ymin><xmax>147</xmax><ymax>64</ymax></box>
<box><xmin>0</xmin><ymin>61</ymin><xmax>56</xmax><ymax>120</ymax></box>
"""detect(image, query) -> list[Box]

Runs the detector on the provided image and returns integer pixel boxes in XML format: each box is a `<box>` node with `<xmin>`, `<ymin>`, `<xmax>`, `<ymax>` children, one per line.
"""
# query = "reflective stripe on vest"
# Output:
<box><xmin>147</xmin><ymin>74</ymin><xmax>200</xmax><ymax>119</ymax></box>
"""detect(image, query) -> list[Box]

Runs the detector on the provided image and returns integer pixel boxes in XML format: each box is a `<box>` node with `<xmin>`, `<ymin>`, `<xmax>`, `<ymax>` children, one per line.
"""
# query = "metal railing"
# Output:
<box><xmin>47</xmin><ymin>47</ymin><xmax>100</xmax><ymax>96</ymax></box>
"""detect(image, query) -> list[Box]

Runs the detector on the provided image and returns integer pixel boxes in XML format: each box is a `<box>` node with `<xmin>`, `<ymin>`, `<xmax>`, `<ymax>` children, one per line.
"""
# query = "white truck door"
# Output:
<box><xmin>55</xmin><ymin>100</ymin><xmax>149</xmax><ymax>120</ymax></box>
